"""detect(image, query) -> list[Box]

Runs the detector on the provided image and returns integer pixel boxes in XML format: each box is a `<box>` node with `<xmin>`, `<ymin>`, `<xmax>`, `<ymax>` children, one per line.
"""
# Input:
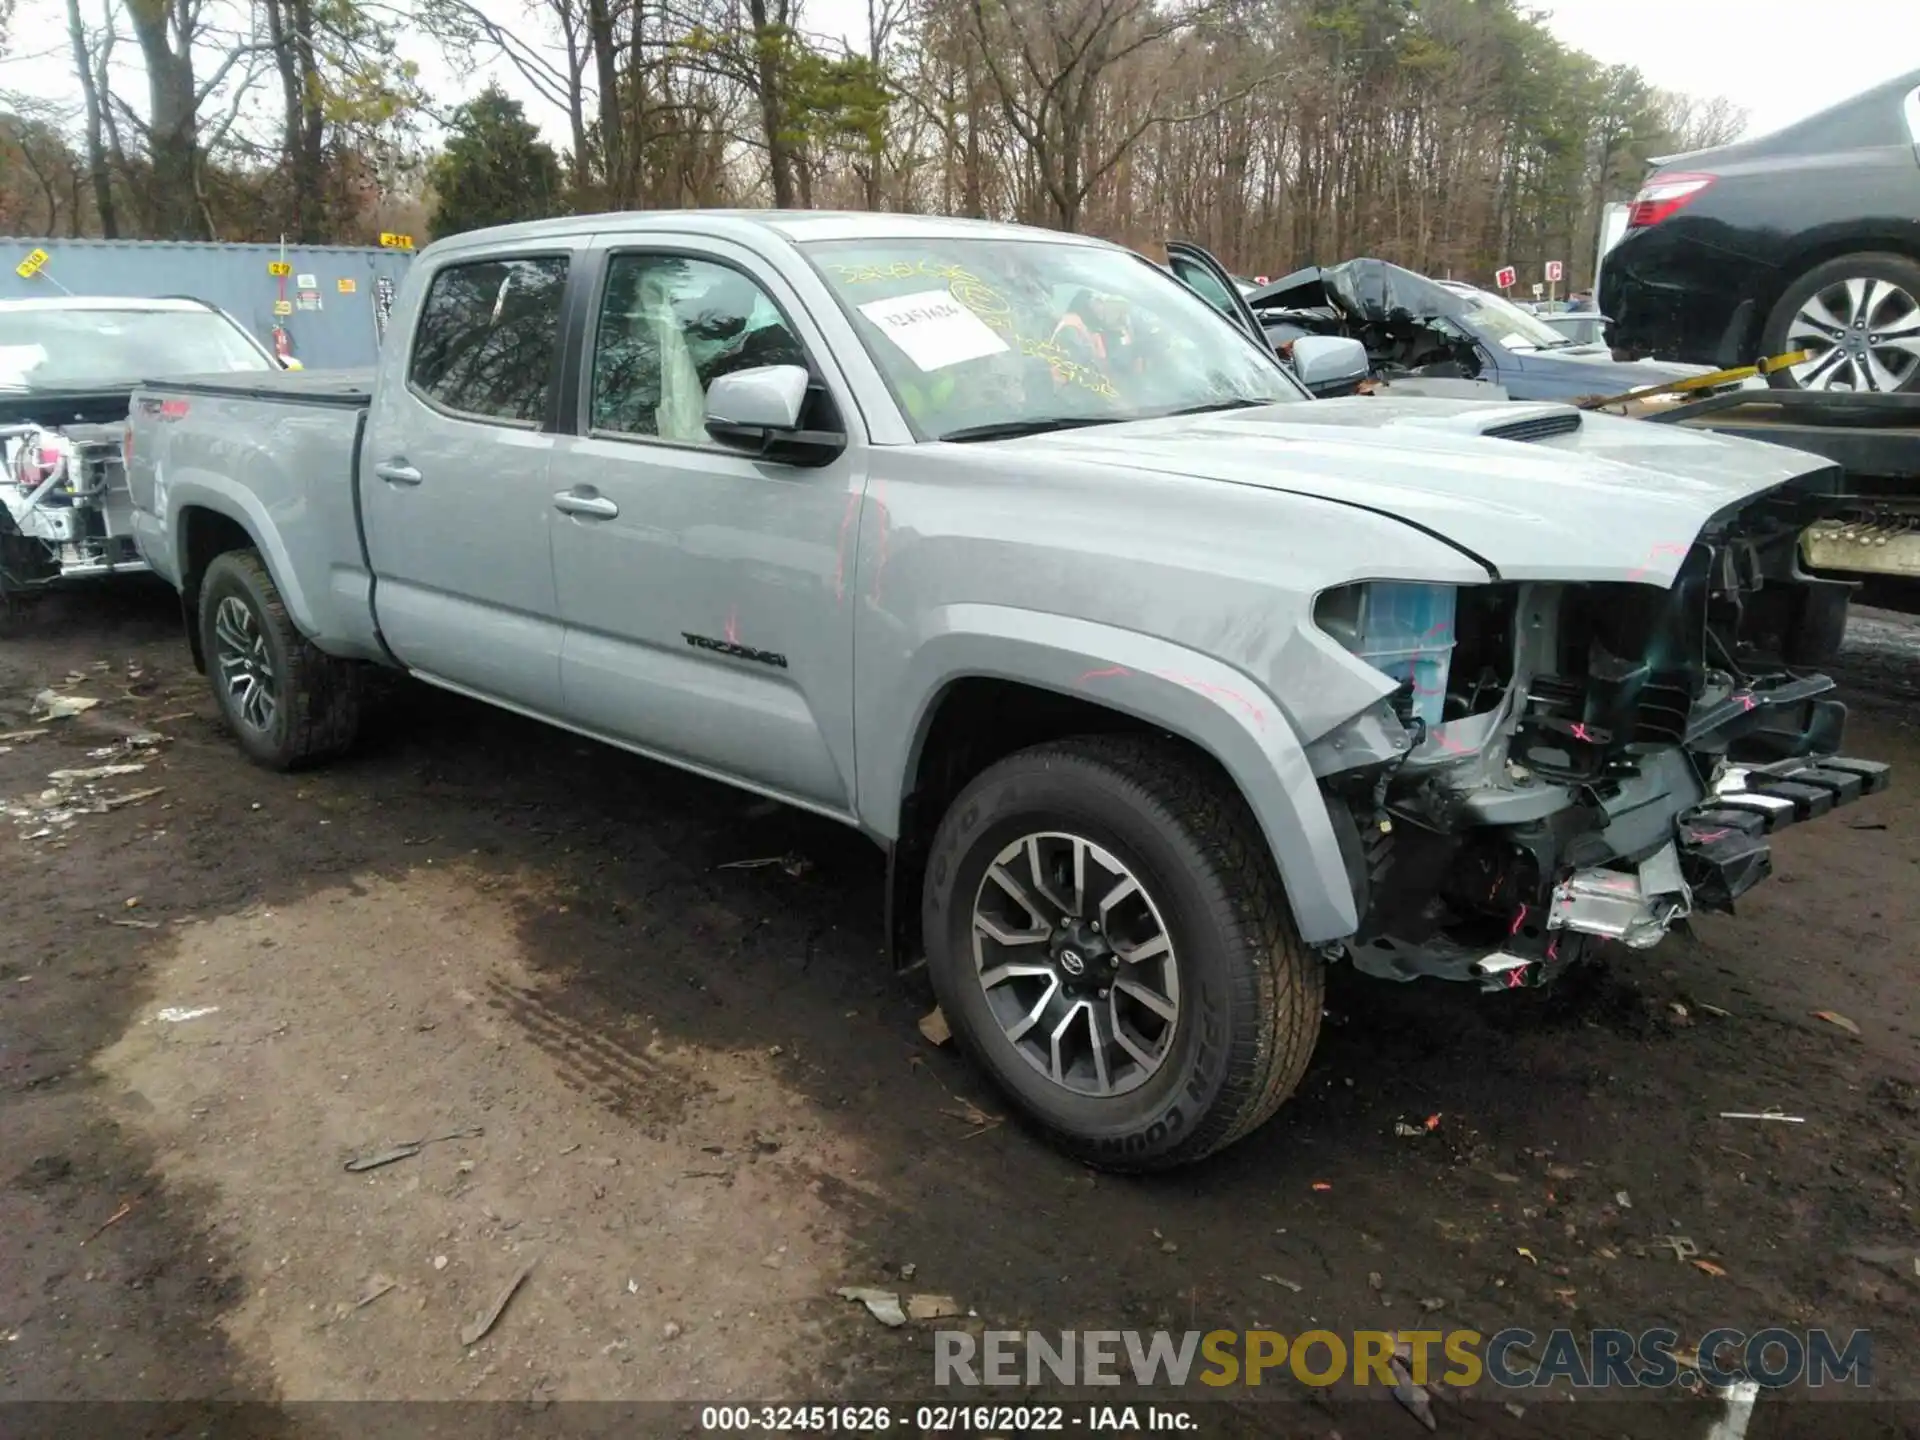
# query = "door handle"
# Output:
<box><xmin>553</xmin><ymin>489</ymin><xmax>619</xmax><ymax>520</ymax></box>
<box><xmin>374</xmin><ymin>460</ymin><xmax>422</xmax><ymax>486</ymax></box>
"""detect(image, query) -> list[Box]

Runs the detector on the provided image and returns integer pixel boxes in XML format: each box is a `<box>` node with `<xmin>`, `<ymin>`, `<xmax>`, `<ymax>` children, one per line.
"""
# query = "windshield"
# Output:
<box><xmin>803</xmin><ymin>237</ymin><xmax>1303</xmax><ymax>440</ymax></box>
<box><xmin>0</xmin><ymin>307</ymin><xmax>273</xmax><ymax>390</ymax></box>
<box><xmin>1449</xmin><ymin>288</ymin><xmax>1570</xmax><ymax>351</ymax></box>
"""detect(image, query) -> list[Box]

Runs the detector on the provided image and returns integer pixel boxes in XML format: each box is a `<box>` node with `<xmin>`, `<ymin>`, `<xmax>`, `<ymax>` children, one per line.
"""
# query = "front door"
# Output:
<box><xmin>1166</xmin><ymin>241</ymin><xmax>1273</xmax><ymax>350</ymax></box>
<box><xmin>360</xmin><ymin>250</ymin><xmax>575</xmax><ymax>714</ymax></box>
<box><xmin>545</xmin><ymin>240</ymin><xmax>862</xmax><ymax>816</ymax></box>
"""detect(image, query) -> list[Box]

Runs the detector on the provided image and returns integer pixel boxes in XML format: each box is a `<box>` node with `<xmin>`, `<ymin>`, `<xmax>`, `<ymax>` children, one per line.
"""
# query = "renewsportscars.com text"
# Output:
<box><xmin>934</xmin><ymin>1328</ymin><xmax>1873</xmax><ymax>1390</ymax></box>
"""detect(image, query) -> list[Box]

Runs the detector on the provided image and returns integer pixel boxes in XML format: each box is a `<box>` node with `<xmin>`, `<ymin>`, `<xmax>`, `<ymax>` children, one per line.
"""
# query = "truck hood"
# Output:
<box><xmin>994</xmin><ymin>398</ymin><xmax>1837</xmax><ymax>585</ymax></box>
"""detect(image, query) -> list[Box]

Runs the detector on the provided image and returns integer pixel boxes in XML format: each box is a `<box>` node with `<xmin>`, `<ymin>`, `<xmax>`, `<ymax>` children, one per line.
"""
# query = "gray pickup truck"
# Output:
<box><xmin>125</xmin><ymin>211</ymin><xmax>1889</xmax><ymax>1170</ymax></box>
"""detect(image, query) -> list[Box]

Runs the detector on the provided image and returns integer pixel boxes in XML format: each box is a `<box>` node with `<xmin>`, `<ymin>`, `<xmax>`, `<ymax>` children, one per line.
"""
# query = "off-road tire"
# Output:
<box><xmin>198</xmin><ymin>548</ymin><xmax>360</xmax><ymax>770</ymax></box>
<box><xmin>922</xmin><ymin>734</ymin><xmax>1323</xmax><ymax>1171</ymax></box>
<box><xmin>1762</xmin><ymin>251</ymin><xmax>1920</xmax><ymax>394</ymax></box>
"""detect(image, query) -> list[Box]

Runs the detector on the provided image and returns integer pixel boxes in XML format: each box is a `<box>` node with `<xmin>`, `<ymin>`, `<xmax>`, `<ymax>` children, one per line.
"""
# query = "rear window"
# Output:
<box><xmin>408</xmin><ymin>256</ymin><xmax>569</xmax><ymax>424</ymax></box>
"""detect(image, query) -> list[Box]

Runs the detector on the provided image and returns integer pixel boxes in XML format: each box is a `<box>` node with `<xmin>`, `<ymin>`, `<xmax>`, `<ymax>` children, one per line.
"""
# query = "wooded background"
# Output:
<box><xmin>0</xmin><ymin>0</ymin><xmax>1746</xmax><ymax>286</ymax></box>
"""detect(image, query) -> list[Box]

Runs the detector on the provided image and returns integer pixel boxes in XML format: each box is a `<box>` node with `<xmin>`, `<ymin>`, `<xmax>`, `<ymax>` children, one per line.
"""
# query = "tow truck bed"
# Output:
<box><xmin>1639</xmin><ymin>391</ymin><xmax>1920</xmax><ymax>583</ymax></box>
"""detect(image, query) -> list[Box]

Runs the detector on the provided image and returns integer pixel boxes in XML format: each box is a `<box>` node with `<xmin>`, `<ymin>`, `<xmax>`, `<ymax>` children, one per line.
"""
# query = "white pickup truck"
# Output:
<box><xmin>125</xmin><ymin>210</ymin><xmax>1889</xmax><ymax>1169</ymax></box>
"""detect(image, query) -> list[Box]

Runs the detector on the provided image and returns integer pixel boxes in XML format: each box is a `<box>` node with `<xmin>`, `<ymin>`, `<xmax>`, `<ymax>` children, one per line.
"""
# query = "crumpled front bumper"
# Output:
<box><xmin>1472</xmin><ymin>755</ymin><xmax>1892</xmax><ymax>992</ymax></box>
<box><xmin>1678</xmin><ymin>756</ymin><xmax>1893</xmax><ymax>910</ymax></box>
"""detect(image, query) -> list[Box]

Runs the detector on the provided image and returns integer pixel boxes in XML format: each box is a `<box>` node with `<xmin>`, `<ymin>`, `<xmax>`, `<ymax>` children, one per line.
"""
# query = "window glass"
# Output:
<box><xmin>801</xmin><ymin>237</ymin><xmax>1300</xmax><ymax>441</ymax></box>
<box><xmin>1448</xmin><ymin>287</ymin><xmax>1571</xmax><ymax>351</ymax></box>
<box><xmin>591</xmin><ymin>254</ymin><xmax>811</xmax><ymax>441</ymax></box>
<box><xmin>409</xmin><ymin>256</ymin><xmax>569</xmax><ymax>423</ymax></box>
<box><xmin>1171</xmin><ymin>257</ymin><xmax>1239</xmax><ymax>319</ymax></box>
<box><xmin>0</xmin><ymin>308</ymin><xmax>272</xmax><ymax>390</ymax></box>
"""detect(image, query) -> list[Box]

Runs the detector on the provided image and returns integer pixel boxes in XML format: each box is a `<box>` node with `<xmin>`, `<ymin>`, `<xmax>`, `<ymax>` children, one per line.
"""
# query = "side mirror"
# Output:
<box><xmin>704</xmin><ymin>363</ymin><xmax>845</xmax><ymax>467</ymax></box>
<box><xmin>1288</xmin><ymin>335</ymin><xmax>1371</xmax><ymax>398</ymax></box>
<box><xmin>705</xmin><ymin>364</ymin><xmax>809</xmax><ymax>433</ymax></box>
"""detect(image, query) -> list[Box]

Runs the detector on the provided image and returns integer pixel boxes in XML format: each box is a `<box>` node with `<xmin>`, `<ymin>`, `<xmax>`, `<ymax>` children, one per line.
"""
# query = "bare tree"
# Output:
<box><xmin>64</xmin><ymin>0</ymin><xmax>117</xmax><ymax>236</ymax></box>
<box><xmin>966</xmin><ymin>0</ymin><xmax>1252</xmax><ymax>232</ymax></box>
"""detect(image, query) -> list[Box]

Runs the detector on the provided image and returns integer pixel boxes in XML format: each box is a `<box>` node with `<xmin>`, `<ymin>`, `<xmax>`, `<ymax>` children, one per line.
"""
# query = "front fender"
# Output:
<box><xmin>863</xmin><ymin>604</ymin><xmax>1358</xmax><ymax>943</ymax></box>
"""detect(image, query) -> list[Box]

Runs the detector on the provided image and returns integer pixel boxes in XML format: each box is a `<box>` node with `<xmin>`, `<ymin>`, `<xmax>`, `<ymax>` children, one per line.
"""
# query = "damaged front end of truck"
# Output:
<box><xmin>1305</xmin><ymin>467</ymin><xmax>1891</xmax><ymax>990</ymax></box>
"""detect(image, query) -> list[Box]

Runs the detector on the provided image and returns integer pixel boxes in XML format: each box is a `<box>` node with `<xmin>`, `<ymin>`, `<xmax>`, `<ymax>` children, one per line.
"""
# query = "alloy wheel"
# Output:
<box><xmin>213</xmin><ymin>594</ymin><xmax>278</xmax><ymax>732</ymax></box>
<box><xmin>1784</xmin><ymin>277</ymin><xmax>1920</xmax><ymax>392</ymax></box>
<box><xmin>970</xmin><ymin>831</ymin><xmax>1181</xmax><ymax>1097</ymax></box>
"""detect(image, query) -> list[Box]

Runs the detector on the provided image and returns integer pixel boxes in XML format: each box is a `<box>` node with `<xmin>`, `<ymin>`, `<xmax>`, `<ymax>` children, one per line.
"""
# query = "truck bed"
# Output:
<box><xmin>127</xmin><ymin>370</ymin><xmax>386</xmax><ymax>662</ymax></box>
<box><xmin>152</xmin><ymin>367</ymin><xmax>374</xmax><ymax>406</ymax></box>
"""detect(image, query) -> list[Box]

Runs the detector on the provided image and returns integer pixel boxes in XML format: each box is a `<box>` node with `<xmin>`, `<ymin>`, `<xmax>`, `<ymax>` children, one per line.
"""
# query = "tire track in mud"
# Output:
<box><xmin>483</xmin><ymin>976</ymin><xmax>706</xmax><ymax>1137</ymax></box>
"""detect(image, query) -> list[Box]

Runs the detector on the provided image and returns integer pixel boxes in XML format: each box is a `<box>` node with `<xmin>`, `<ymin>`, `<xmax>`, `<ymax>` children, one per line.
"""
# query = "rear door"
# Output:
<box><xmin>360</xmin><ymin>250</ymin><xmax>576</xmax><ymax>714</ymax></box>
<box><xmin>1166</xmin><ymin>242</ymin><xmax>1273</xmax><ymax>349</ymax></box>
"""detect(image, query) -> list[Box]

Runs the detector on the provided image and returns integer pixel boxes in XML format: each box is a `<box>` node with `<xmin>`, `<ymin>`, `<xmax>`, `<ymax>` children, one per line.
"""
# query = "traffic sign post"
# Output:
<box><xmin>1545</xmin><ymin>259</ymin><xmax>1563</xmax><ymax>305</ymax></box>
<box><xmin>1495</xmin><ymin>265</ymin><xmax>1517</xmax><ymax>290</ymax></box>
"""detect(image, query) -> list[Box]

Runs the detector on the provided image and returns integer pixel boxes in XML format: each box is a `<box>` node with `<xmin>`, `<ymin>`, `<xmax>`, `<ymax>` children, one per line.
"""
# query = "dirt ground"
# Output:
<box><xmin>2</xmin><ymin>578</ymin><xmax>1917</xmax><ymax>1440</ymax></box>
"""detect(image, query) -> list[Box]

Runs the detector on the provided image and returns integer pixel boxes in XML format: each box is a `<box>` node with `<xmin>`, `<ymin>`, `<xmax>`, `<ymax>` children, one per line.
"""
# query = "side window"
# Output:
<box><xmin>1171</xmin><ymin>257</ymin><xmax>1238</xmax><ymax>320</ymax></box>
<box><xmin>408</xmin><ymin>256</ymin><xmax>569</xmax><ymax>424</ymax></box>
<box><xmin>1905</xmin><ymin>84</ymin><xmax>1920</xmax><ymax>147</ymax></box>
<box><xmin>590</xmin><ymin>253</ymin><xmax>813</xmax><ymax>442</ymax></box>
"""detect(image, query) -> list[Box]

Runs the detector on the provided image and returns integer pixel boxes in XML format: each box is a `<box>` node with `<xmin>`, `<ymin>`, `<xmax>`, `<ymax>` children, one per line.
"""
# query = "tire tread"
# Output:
<box><xmin>936</xmin><ymin>733</ymin><xmax>1323</xmax><ymax>1171</ymax></box>
<box><xmin>201</xmin><ymin>548</ymin><xmax>360</xmax><ymax>769</ymax></box>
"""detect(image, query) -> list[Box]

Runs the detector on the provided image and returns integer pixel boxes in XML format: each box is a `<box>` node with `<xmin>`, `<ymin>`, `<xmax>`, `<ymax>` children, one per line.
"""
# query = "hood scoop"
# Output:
<box><xmin>1483</xmin><ymin>411</ymin><xmax>1584</xmax><ymax>443</ymax></box>
<box><xmin>1382</xmin><ymin>401</ymin><xmax>1586</xmax><ymax>446</ymax></box>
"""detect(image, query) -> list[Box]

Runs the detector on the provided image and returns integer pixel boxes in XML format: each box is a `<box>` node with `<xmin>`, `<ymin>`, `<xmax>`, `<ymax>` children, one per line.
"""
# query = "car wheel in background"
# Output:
<box><xmin>198</xmin><ymin>548</ymin><xmax>361</xmax><ymax>770</ymax></box>
<box><xmin>1763</xmin><ymin>252</ymin><xmax>1920</xmax><ymax>394</ymax></box>
<box><xmin>921</xmin><ymin>734</ymin><xmax>1323</xmax><ymax>1171</ymax></box>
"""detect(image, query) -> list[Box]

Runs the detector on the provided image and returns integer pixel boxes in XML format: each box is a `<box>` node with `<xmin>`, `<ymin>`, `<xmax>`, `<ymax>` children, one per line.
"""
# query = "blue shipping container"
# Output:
<box><xmin>0</xmin><ymin>237</ymin><xmax>413</xmax><ymax>370</ymax></box>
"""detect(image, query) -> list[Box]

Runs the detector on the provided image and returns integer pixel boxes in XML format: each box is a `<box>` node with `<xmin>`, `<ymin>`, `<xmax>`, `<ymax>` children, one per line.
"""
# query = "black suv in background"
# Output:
<box><xmin>1601</xmin><ymin>69</ymin><xmax>1920</xmax><ymax>394</ymax></box>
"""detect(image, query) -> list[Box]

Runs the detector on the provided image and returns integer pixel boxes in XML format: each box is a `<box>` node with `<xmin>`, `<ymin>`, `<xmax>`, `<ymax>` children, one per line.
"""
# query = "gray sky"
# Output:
<box><xmin>3</xmin><ymin>0</ymin><xmax>1918</xmax><ymax>154</ymax></box>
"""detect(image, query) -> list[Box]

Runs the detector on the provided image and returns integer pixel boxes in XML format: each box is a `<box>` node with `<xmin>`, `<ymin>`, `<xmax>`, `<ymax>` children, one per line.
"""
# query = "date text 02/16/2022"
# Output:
<box><xmin>697</xmin><ymin>1405</ymin><xmax>1198</xmax><ymax>1431</ymax></box>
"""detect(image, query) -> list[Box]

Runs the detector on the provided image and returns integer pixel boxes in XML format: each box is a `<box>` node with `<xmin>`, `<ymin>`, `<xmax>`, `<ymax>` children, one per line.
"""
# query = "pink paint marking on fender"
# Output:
<box><xmin>1509</xmin><ymin>903</ymin><xmax>1528</xmax><ymax>937</ymax></box>
<box><xmin>1077</xmin><ymin>666</ymin><xmax>1131</xmax><ymax>684</ymax></box>
<box><xmin>1625</xmin><ymin>540</ymin><xmax>1691</xmax><ymax>583</ymax></box>
<box><xmin>1152</xmin><ymin>670</ymin><xmax>1267</xmax><ymax>729</ymax></box>
<box><xmin>724</xmin><ymin>607</ymin><xmax>740</xmax><ymax>646</ymax></box>
<box><xmin>868</xmin><ymin>477</ymin><xmax>891</xmax><ymax>606</ymax></box>
<box><xmin>831</xmin><ymin>489</ymin><xmax>860</xmax><ymax>602</ymax></box>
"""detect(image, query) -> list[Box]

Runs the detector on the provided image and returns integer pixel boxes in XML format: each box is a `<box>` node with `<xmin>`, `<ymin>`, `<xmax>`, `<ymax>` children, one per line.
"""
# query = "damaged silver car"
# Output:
<box><xmin>125</xmin><ymin>212</ymin><xmax>1890</xmax><ymax>1169</ymax></box>
<box><xmin>0</xmin><ymin>295</ymin><xmax>282</xmax><ymax>601</ymax></box>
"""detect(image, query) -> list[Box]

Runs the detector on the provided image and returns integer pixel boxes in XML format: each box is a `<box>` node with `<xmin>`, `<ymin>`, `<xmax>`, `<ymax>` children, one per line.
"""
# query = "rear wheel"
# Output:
<box><xmin>1762</xmin><ymin>252</ymin><xmax>1920</xmax><ymax>394</ymax></box>
<box><xmin>198</xmin><ymin>548</ymin><xmax>360</xmax><ymax>770</ymax></box>
<box><xmin>922</xmin><ymin>735</ymin><xmax>1323</xmax><ymax>1171</ymax></box>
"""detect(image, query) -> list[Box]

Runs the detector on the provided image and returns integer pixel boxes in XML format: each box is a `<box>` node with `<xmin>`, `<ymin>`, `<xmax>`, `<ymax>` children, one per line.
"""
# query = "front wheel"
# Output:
<box><xmin>198</xmin><ymin>548</ymin><xmax>361</xmax><ymax>770</ymax></box>
<box><xmin>1762</xmin><ymin>252</ymin><xmax>1920</xmax><ymax>394</ymax></box>
<box><xmin>922</xmin><ymin>735</ymin><xmax>1323</xmax><ymax>1171</ymax></box>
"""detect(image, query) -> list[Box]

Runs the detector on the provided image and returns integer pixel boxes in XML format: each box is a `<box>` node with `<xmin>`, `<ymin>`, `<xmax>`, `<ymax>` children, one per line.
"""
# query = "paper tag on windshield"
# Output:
<box><xmin>857</xmin><ymin>288</ymin><xmax>1007</xmax><ymax>371</ymax></box>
